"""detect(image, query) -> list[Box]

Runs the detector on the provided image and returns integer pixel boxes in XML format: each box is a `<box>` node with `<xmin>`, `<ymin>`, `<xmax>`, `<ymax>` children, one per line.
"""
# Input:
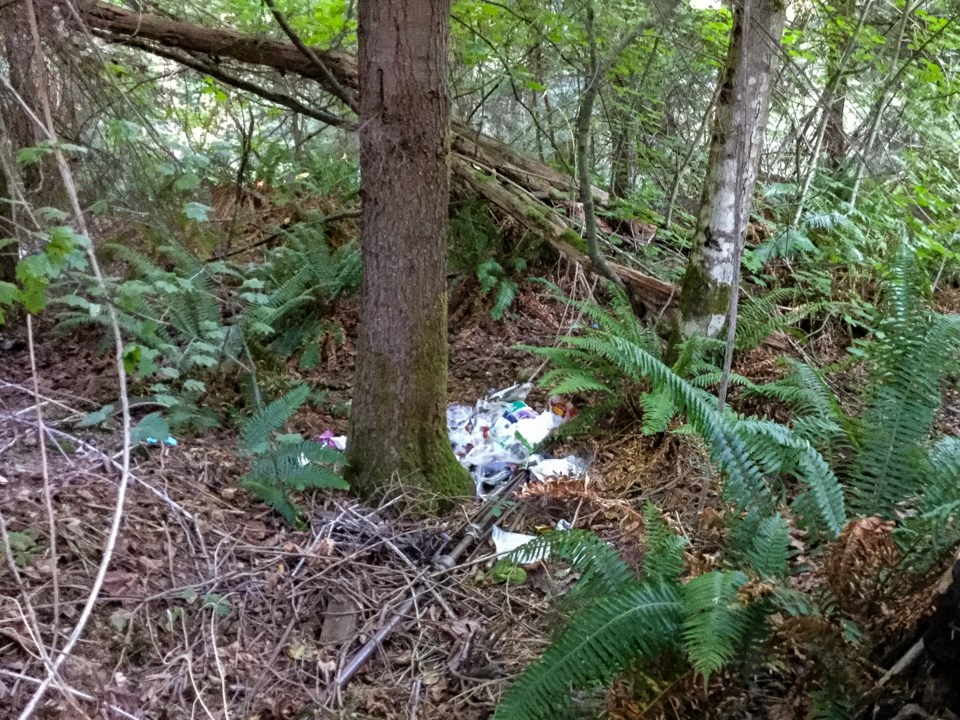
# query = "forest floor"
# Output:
<box><xmin>0</xmin><ymin>263</ymin><xmax>954</xmax><ymax>719</ymax></box>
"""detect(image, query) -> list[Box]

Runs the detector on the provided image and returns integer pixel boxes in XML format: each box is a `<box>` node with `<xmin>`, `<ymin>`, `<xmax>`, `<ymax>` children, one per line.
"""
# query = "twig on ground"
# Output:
<box><xmin>12</xmin><ymin>4</ymin><xmax>134</xmax><ymax>716</ymax></box>
<box><xmin>25</xmin><ymin>313</ymin><xmax>60</xmax><ymax>645</ymax></box>
<box><xmin>0</xmin><ymin>669</ymin><xmax>141</xmax><ymax>720</ymax></box>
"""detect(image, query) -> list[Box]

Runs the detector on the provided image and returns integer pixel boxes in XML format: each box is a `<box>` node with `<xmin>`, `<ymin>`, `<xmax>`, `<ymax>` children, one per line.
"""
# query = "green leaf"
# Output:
<box><xmin>681</xmin><ymin>570</ymin><xmax>749</xmax><ymax>681</ymax></box>
<box><xmin>122</xmin><ymin>344</ymin><xmax>142</xmax><ymax>374</ymax></box>
<box><xmin>17</xmin><ymin>142</ymin><xmax>51</xmax><ymax>165</ymax></box>
<box><xmin>182</xmin><ymin>202</ymin><xmax>212</xmax><ymax>222</ymax></box>
<box><xmin>240</xmin><ymin>384</ymin><xmax>311</xmax><ymax>454</ymax></box>
<box><xmin>131</xmin><ymin>412</ymin><xmax>170</xmax><ymax>445</ymax></box>
<box><xmin>0</xmin><ymin>281</ymin><xmax>18</xmax><ymax>305</ymax></box>
<box><xmin>489</xmin><ymin>559</ymin><xmax>528</xmax><ymax>584</ymax></box>
<box><xmin>174</xmin><ymin>173</ymin><xmax>200</xmax><ymax>191</ymax></box>
<box><xmin>202</xmin><ymin>592</ymin><xmax>231</xmax><ymax>617</ymax></box>
<box><xmin>76</xmin><ymin>404</ymin><xmax>114</xmax><ymax>428</ymax></box>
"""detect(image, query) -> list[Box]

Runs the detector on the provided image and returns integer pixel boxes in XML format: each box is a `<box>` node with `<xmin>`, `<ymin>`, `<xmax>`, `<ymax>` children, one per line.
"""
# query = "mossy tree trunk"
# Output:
<box><xmin>345</xmin><ymin>0</ymin><xmax>471</xmax><ymax>510</ymax></box>
<box><xmin>0</xmin><ymin>1</ymin><xmax>70</xmax><ymax>283</ymax></box>
<box><xmin>672</xmin><ymin>0</ymin><xmax>786</xmax><ymax>341</ymax></box>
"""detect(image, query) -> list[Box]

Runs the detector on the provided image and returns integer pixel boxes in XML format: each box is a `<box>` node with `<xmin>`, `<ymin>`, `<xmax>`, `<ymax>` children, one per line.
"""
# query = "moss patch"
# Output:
<box><xmin>560</xmin><ymin>228</ymin><xmax>589</xmax><ymax>253</ymax></box>
<box><xmin>345</xmin><ymin>298</ymin><xmax>471</xmax><ymax>515</ymax></box>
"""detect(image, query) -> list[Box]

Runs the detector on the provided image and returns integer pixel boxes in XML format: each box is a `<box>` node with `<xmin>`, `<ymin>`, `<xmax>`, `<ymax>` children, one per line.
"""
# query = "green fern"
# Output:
<box><xmin>244</xmin><ymin>217</ymin><xmax>359</xmax><ymax>364</ymax></box>
<box><xmin>238</xmin><ymin>384</ymin><xmax>348</xmax><ymax>523</ymax></box>
<box><xmin>240</xmin><ymin>384</ymin><xmax>311</xmax><ymax>454</ymax></box>
<box><xmin>852</xmin><ymin>314</ymin><xmax>960</xmax><ymax>516</ymax></box>
<box><xmin>737</xmin><ymin>419</ymin><xmax>846</xmax><ymax>536</ymax></box>
<box><xmin>681</xmin><ymin>570</ymin><xmax>749</xmax><ymax>681</ymax></box>
<box><xmin>640</xmin><ymin>502</ymin><xmax>687</xmax><ymax>583</ymax></box>
<box><xmin>493</xmin><ymin>582</ymin><xmax>682</xmax><ymax>720</ymax></box>
<box><xmin>505</xmin><ymin>530</ymin><xmax>637</xmax><ymax>608</ymax></box>
<box><xmin>491</xmin><ymin>278</ymin><xmax>518</xmax><ymax>320</ymax></box>
<box><xmin>524</xmin><ymin>284</ymin><xmax>845</xmax><ymax>533</ymax></box>
<box><xmin>735</xmin><ymin>512</ymin><xmax>792</xmax><ymax>581</ymax></box>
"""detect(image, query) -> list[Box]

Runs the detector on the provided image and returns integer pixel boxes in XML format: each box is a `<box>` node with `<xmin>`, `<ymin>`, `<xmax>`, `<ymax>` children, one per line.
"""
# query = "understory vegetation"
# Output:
<box><xmin>2</xmin><ymin>0</ymin><xmax>960</xmax><ymax>718</ymax></box>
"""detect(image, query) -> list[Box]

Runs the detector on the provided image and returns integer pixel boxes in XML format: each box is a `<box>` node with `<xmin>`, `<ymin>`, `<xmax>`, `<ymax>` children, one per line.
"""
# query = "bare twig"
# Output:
<box><xmin>0</xmin><ymin>669</ymin><xmax>140</xmax><ymax>720</ymax></box>
<box><xmin>262</xmin><ymin>0</ymin><xmax>357</xmax><ymax>111</ymax></box>
<box><xmin>25</xmin><ymin>313</ymin><xmax>59</xmax><ymax>645</ymax></box>
<box><xmin>14</xmin><ymin>1</ymin><xmax>134</xmax><ymax>715</ymax></box>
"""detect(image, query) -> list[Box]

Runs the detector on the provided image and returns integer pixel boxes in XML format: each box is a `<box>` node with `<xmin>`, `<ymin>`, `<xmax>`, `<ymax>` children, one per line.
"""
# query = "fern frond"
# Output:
<box><xmin>809</xmin><ymin>687</ymin><xmax>854</xmax><ymax>720</ymax></box>
<box><xmin>640</xmin><ymin>388</ymin><xmax>675</xmax><ymax>435</ymax></box>
<box><xmin>491</xmin><ymin>279</ymin><xmax>518</xmax><ymax>320</ymax></box>
<box><xmin>600</xmin><ymin>335</ymin><xmax>769</xmax><ymax>511</ymax></box>
<box><xmin>507</xmin><ymin>530</ymin><xmax>637</xmax><ymax>606</ymax></box>
<box><xmin>852</xmin><ymin>312</ymin><xmax>960</xmax><ymax>516</ymax></box>
<box><xmin>641</xmin><ymin>502</ymin><xmax>687</xmax><ymax>583</ymax></box>
<box><xmin>493</xmin><ymin>583</ymin><xmax>683</xmax><ymax>720</ymax></box>
<box><xmin>681</xmin><ymin>570</ymin><xmax>749</xmax><ymax>680</ymax></box>
<box><xmin>741</xmin><ymin>514</ymin><xmax>792</xmax><ymax>581</ymax></box>
<box><xmin>737</xmin><ymin>419</ymin><xmax>846</xmax><ymax>536</ymax></box>
<box><xmin>240</xmin><ymin>384</ymin><xmax>310</xmax><ymax>454</ymax></box>
<box><xmin>239</xmin><ymin>478</ymin><xmax>299</xmax><ymax>524</ymax></box>
<box><xmin>106</xmin><ymin>243</ymin><xmax>167</xmax><ymax>280</ymax></box>
<box><xmin>538</xmin><ymin>368</ymin><xmax>612</xmax><ymax>396</ymax></box>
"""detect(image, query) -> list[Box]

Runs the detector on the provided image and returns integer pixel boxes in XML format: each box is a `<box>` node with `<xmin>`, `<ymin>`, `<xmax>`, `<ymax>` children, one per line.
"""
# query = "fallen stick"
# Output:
<box><xmin>335</xmin><ymin>470</ymin><xmax>528</xmax><ymax>690</ymax></box>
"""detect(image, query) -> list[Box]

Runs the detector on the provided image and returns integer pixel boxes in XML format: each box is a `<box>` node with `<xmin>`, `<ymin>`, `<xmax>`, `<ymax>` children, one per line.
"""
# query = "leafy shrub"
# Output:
<box><xmin>450</xmin><ymin>201</ymin><xmax>530</xmax><ymax>320</ymax></box>
<box><xmin>243</xmin><ymin>213</ymin><xmax>360</xmax><ymax>368</ymax></box>
<box><xmin>499</xmin><ymin>251</ymin><xmax>960</xmax><ymax>719</ymax></box>
<box><xmin>237</xmin><ymin>383</ymin><xmax>348</xmax><ymax>524</ymax></box>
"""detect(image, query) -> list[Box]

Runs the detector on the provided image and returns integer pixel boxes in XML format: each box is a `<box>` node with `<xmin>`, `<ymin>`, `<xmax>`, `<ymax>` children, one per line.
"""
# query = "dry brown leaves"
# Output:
<box><xmin>826</xmin><ymin>516</ymin><xmax>899</xmax><ymax>613</ymax></box>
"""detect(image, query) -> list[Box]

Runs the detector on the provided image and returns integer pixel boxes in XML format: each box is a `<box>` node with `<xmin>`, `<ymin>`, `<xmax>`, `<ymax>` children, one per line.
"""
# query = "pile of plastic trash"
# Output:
<box><xmin>446</xmin><ymin>383</ymin><xmax>589</xmax><ymax>496</ymax></box>
<box><xmin>316</xmin><ymin>383</ymin><xmax>588</xmax><ymax>497</ymax></box>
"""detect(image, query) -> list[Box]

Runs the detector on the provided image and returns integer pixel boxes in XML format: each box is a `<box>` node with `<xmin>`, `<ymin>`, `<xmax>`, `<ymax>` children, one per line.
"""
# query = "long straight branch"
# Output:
<box><xmin>94</xmin><ymin>32</ymin><xmax>355</xmax><ymax>130</ymax></box>
<box><xmin>262</xmin><ymin>0</ymin><xmax>357</xmax><ymax>111</ymax></box>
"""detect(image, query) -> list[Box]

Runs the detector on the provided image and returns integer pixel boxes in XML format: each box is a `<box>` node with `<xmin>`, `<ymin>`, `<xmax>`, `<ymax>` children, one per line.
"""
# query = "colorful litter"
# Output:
<box><xmin>316</xmin><ymin>383</ymin><xmax>586</xmax><ymax>497</ymax></box>
<box><xmin>446</xmin><ymin>383</ymin><xmax>582</xmax><ymax>496</ymax></box>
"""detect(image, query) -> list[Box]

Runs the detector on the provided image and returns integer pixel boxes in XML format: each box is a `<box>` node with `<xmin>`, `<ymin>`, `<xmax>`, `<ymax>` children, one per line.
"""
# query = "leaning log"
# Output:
<box><xmin>66</xmin><ymin>0</ymin><xmax>675</xmax><ymax>313</ymax></box>
<box><xmin>452</xmin><ymin>161</ymin><xmax>674</xmax><ymax>313</ymax></box>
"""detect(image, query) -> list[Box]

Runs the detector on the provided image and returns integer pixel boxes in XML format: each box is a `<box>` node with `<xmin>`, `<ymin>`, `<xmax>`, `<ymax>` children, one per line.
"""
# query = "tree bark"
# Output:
<box><xmin>0</xmin><ymin>0</ymin><xmax>70</xmax><ymax>283</ymax></box>
<box><xmin>0</xmin><ymin>2</ymin><xmax>41</xmax><ymax>282</ymax></box>
<box><xmin>672</xmin><ymin>0</ymin><xmax>786</xmax><ymax>341</ymax></box>
<box><xmin>608</xmin><ymin>90</ymin><xmax>634</xmax><ymax>200</ymax></box>
<box><xmin>345</xmin><ymin>0</ymin><xmax>471</xmax><ymax>507</ymax></box>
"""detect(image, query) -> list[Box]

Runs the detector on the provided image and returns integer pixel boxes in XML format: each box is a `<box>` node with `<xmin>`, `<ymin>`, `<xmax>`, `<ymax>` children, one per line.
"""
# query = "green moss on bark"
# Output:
<box><xmin>666</xmin><ymin>260</ymin><xmax>733</xmax><ymax>360</ymax></box>
<box><xmin>345</xmin><ymin>300</ymin><xmax>471</xmax><ymax>515</ymax></box>
<box><xmin>560</xmin><ymin>228</ymin><xmax>589</xmax><ymax>253</ymax></box>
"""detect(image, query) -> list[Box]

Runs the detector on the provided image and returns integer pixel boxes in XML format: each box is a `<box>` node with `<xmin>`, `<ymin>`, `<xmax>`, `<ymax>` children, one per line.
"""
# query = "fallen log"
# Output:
<box><xmin>452</xmin><ymin>161</ymin><xmax>675</xmax><ymax>314</ymax></box>
<box><xmin>67</xmin><ymin>0</ymin><xmax>677</xmax><ymax>313</ymax></box>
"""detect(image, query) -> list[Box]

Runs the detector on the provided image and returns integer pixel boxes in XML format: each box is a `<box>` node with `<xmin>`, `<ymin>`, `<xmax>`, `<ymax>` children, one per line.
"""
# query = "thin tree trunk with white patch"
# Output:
<box><xmin>672</xmin><ymin>0</ymin><xmax>786</xmax><ymax>341</ymax></box>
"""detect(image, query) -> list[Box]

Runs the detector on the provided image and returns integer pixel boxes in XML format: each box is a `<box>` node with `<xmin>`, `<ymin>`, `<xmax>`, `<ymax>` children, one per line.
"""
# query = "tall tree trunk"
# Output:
<box><xmin>0</xmin><ymin>0</ymin><xmax>68</xmax><ymax>283</ymax></box>
<box><xmin>346</xmin><ymin>0</ymin><xmax>470</xmax><ymax>508</ymax></box>
<box><xmin>672</xmin><ymin>0</ymin><xmax>786</xmax><ymax>341</ymax></box>
<box><xmin>608</xmin><ymin>79</ymin><xmax>634</xmax><ymax>201</ymax></box>
<box><xmin>0</xmin><ymin>2</ymin><xmax>41</xmax><ymax>283</ymax></box>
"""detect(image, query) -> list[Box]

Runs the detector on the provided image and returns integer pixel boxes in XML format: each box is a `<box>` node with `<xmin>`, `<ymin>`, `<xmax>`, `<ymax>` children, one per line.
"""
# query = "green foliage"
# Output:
<box><xmin>495</xmin><ymin>509</ymin><xmax>797</xmax><ymax>719</ymax></box>
<box><xmin>494</xmin><ymin>581</ymin><xmax>683</xmax><ymax>720</ymax></box>
<box><xmin>55</xmin><ymin>239</ymin><xmax>234</xmax><ymax>431</ymax></box>
<box><xmin>2</xmin><ymin>226</ymin><xmax>90</xmax><ymax>320</ymax></box>
<box><xmin>851</xmin><ymin>254</ymin><xmax>960</xmax><ymax>517</ymax></box>
<box><xmin>519</xmin><ymin>283</ymin><xmax>662</xmax><ymax>433</ymax></box>
<box><xmin>244</xmin><ymin>214</ymin><xmax>359</xmax><ymax>368</ymax></box>
<box><xmin>640</xmin><ymin>501</ymin><xmax>687</xmax><ymax>583</ymax></box>
<box><xmin>450</xmin><ymin>201</ymin><xmax>529</xmax><ymax>320</ymax></box>
<box><xmin>237</xmin><ymin>383</ymin><xmax>348</xmax><ymax>524</ymax></box>
<box><xmin>748</xmin><ymin>251</ymin><xmax>960</xmax><ymax>526</ymax></box>
<box><xmin>680</xmin><ymin>570</ymin><xmax>749</xmax><ymax>680</ymax></box>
